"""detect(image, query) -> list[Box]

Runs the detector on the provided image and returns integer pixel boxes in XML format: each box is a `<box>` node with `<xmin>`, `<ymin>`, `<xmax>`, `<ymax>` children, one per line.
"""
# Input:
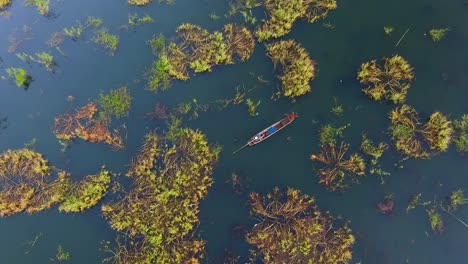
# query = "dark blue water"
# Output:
<box><xmin>1</xmin><ymin>0</ymin><xmax>468</xmax><ymax>263</ymax></box>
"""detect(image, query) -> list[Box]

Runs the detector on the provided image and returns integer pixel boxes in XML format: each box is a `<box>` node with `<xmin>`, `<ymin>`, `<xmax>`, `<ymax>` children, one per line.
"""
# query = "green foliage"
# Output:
<box><xmin>360</xmin><ymin>135</ymin><xmax>387</xmax><ymax>161</ymax></box>
<box><xmin>0</xmin><ymin>0</ymin><xmax>12</xmax><ymax>10</ymax></box>
<box><xmin>25</xmin><ymin>0</ymin><xmax>49</xmax><ymax>16</ymax></box>
<box><xmin>86</xmin><ymin>16</ymin><xmax>103</xmax><ymax>28</ymax></box>
<box><xmin>429</xmin><ymin>28</ymin><xmax>449</xmax><ymax>42</ymax></box>
<box><xmin>92</xmin><ymin>28</ymin><xmax>119</xmax><ymax>55</ymax></box>
<box><xmin>449</xmin><ymin>189</ymin><xmax>468</xmax><ymax>212</ymax></box>
<box><xmin>35</xmin><ymin>52</ymin><xmax>55</xmax><ymax>71</ymax></box>
<box><xmin>453</xmin><ymin>114</ymin><xmax>468</xmax><ymax>152</ymax></box>
<box><xmin>97</xmin><ymin>87</ymin><xmax>132</xmax><ymax>121</ymax></box>
<box><xmin>319</xmin><ymin>124</ymin><xmax>348</xmax><ymax>146</ymax></box>
<box><xmin>245</xmin><ymin>98</ymin><xmax>260</xmax><ymax>117</ymax></box>
<box><xmin>146</xmin><ymin>53</ymin><xmax>171</xmax><ymax>92</ymax></box>
<box><xmin>55</xmin><ymin>245</ymin><xmax>70</xmax><ymax>262</ymax></box>
<box><xmin>147</xmin><ymin>34</ymin><xmax>166</xmax><ymax>55</ymax></box>
<box><xmin>330</xmin><ymin>97</ymin><xmax>343</xmax><ymax>116</ymax></box>
<box><xmin>384</xmin><ymin>26</ymin><xmax>394</xmax><ymax>35</ymax></box>
<box><xmin>102</xmin><ymin>127</ymin><xmax>220</xmax><ymax>264</ymax></box>
<box><xmin>5</xmin><ymin>67</ymin><xmax>32</xmax><ymax>88</ymax></box>
<box><xmin>59</xmin><ymin>168</ymin><xmax>111</xmax><ymax>213</ymax></box>
<box><xmin>255</xmin><ymin>0</ymin><xmax>337</xmax><ymax>41</ymax></box>
<box><xmin>209</xmin><ymin>12</ymin><xmax>221</xmax><ymax>20</ymax></box>
<box><xmin>63</xmin><ymin>22</ymin><xmax>84</xmax><ymax>40</ymax></box>
<box><xmin>427</xmin><ymin>207</ymin><xmax>444</xmax><ymax>233</ymax></box>
<box><xmin>266</xmin><ymin>40</ymin><xmax>315</xmax><ymax>99</ymax></box>
<box><xmin>128</xmin><ymin>13</ymin><xmax>154</xmax><ymax>26</ymax></box>
<box><xmin>246</xmin><ymin>188</ymin><xmax>355</xmax><ymax>263</ymax></box>
<box><xmin>406</xmin><ymin>193</ymin><xmax>431</xmax><ymax>213</ymax></box>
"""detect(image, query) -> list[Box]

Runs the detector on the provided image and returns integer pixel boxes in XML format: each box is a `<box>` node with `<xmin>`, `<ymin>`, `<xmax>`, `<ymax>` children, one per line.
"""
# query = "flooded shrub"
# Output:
<box><xmin>5</xmin><ymin>67</ymin><xmax>33</xmax><ymax>88</ymax></box>
<box><xmin>449</xmin><ymin>189</ymin><xmax>468</xmax><ymax>212</ymax></box>
<box><xmin>266</xmin><ymin>40</ymin><xmax>315</xmax><ymax>99</ymax></box>
<box><xmin>319</xmin><ymin>124</ymin><xmax>348</xmax><ymax>146</ymax></box>
<box><xmin>246</xmin><ymin>188</ymin><xmax>355</xmax><ymax>263</ymax></box>
<box><xmin>101</xmin><ymin>125</ymin><xmax>220</xmax><ymax>264</ymax></box>
<box><xmin>86</xmin><ymin>16</ymin><xmax>103</xmax><ymax>28</ymax></box>
<box><xmin>255</xmin><ymin>0</ymin><xmax>337</xmax><ymax>41</ymax></box>
<box><xmin>128</xmin><ymin>0</ymin><xmax>152</xmax><ymax>6</ymax></box>
<box><xmin>63</xmin><ymin>22</ymin><xmax>84</xmax><ymax>40</ymax></box>
<box><xmin>128</xmin><ymin>13</ymin><xmax>154</xmax><ymax>26</ymax></box>
<box><xmin>147</xmin><ymin>34</ymin><xmax>166</xmax><ymax>55</ymax></box>
<box><xmin>357</xmin><ymin>55</ymin><xmax>415</xmax><ymax>104</ymax></box>
<box><xmin>427</xmin><ymin>207</ymin><xmax>444</xmax><ymax>233</ymax></box>
<box><xmin>428</xmin><ymin>28</ymin><xmax>449</xmax><ymax>42</ymax></box>
<box><xmin>92</xmin><ymin>28</ymin><xmax>119</xmax><ymax>55</ymax></box>
<box><xmin>47</xmin><ymin>32</ymin><xmax>66</xmax><ymax>47</ymax></box>
<box><xmin>97</xmin><ymin>86</ymin><xmax>132</xmax><ymax>121</ymax></box>
<box><xmin>453</xmin><ymin>114</ymin><xmax>468</xmax><ymax>152</ymax></box>
<box><xmin>25</xmin><ymin>0</ymin><xmax>49</xmax><ymax>16</ymax></box>
<box><xmin>59</xmin><ymin>168</ymin><xmax>111</xmax><ymax>213</ymax></box>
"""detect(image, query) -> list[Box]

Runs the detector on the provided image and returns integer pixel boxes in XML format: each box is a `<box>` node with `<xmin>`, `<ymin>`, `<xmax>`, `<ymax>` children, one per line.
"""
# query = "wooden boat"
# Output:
<box><xmin>233</xmin><ymin>112</ymin><xmax>298</xmax><ymax>153</ymax></box>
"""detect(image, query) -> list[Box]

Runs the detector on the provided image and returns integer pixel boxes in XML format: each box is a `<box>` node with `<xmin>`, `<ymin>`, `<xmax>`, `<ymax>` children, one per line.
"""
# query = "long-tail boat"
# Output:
<box><xmin>233</xmin><ymin>112</ymin><xmax>298</xmax><ymax>154</ymax></box>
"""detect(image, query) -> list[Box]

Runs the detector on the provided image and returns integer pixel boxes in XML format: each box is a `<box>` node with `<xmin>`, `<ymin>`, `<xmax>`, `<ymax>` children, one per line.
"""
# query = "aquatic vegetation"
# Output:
<box><xmin>246</xmin><ymin>188</ymin><xmax>355</xmax><ymax>263</ymax></box>
<box><xmin>266</xmin><ymin>40</ymin><xmax>315</xmax><ymax>99</ymax></box>
<box><xmin>255</xmin><ymin>0</ymin><xmax>337</xmax><ymax>41</ymax></box>
<box><xmin>427</xmin><ymin>207</ymin><xmax>444</xmax><ymax>233</ymax></box>
<box><xmin>389</xmin><ymin>105</ymin><xmax>452</xmax><ymax>158</ymax></box>
<box><xmin>5</xmin><ymin>67</ymin><xmax>33</xmax><ymax>88</ymax></box>
<box><xmin>128</xmin><ymin>13</ymin><xmax>154</xmax><ymax>26</ymax></box>
<box><xmin>101</xmin><ymin>125</ymin><xmax>220</xmax><ymax>264</ymax></box>
<box><xmin>92</xmin><ymin>29</ymin><xmax>119</xmax><ymax>55</ymax></box>
<box><xmin>18</xmin><ymin>52</ymin><xmax>56</xmax><ymax>72</ymax></box>
<box><xmin>449</xmin><ymin>189</ymin><xmax>468</xmax><ymax>212</ymax></box>
<box><xmin>357</xmin><ymin>55</ymin><xmax>415</xmax><ymax>104</ymax></box>
<box><xmin>86</xmin><ymin>16</ymin><xmax>103</xmax><ymax>28</ymax></box>
<box><xmin>25</xmin><ymin>0</ymin><xmax>49</xmax><ymax>16</ymax></box>
<box><xmin>360</xmin><ymin>135</ymin><xmax>389</xmax><ymax>183</ymax></box>
<box><xmin>330</xmin><ymin>98</ymin><xmax>344</xmax><ymax>116</ymax></box>
<box><xmin>246</xmin><ymin>98</ymin><xmax>260</xmax><ymax>117</ymax></box>
<box><xmin>209</xmin><ymin>12</ymin><xmax>221</xmax><ymax>20</ymax></box>
<box><xmin>384</xmin><ymin>26</ymin><xmax>394</xmax><ymax>35</ymax></box>
<box><xmin>97</xmin><ymin>87</ymin><xmax>132</xmax><ymax>121</ymax></box>
<box><xmin>311</xmin><ymin>142</ymin><xmax>366</xmax><ymax>191</ymax></box>
<box><xmin>319</xmin><ymin>124</ymin><xmax>348</xmax><ymax>146</ymax></box>
<box><xmin>406</xmin><ymin>193</ymin><xmax>431</xmax><ymax>213</ymax></box>
<box><xmin>453</xmin><ymin>114</ymin><xmax>468</xmax><ymax>152</ymax></box>
<box><xmin>47</xmin><ymin>32</ymin><xmax>65</xmax><ymax>47</ymax></box>
<box><xmin>377</xmin><ymin>195</ymin><xmax>394</xmax><ymax>215</ymax></box>
<box><xmin>146</xmin><ymin>52</ymin><xmax>172</xmax><ymax>91</ymax></box>
<box><xmin>428</xmin><ymin>28</ymin><xmax>449</xmax><ymax>42</ymax></box>
<box><xmin>55</xmin><ymin>245</ymin><xmax>70</xmax><ymax>262</ymax></box>
<box><xmin>53</xmin><ymin>102</ymin><xmax>124</xmax><ymax>149</ymax></box>
<box><xmin>0</xmin><ymin>149</ymin><xmax>71</xmax><ymax>217</ymax></box>
<box><xmin>8</xmin><ymin>25</ymin><xmax>33</xmax><ymax>53</ymax></box>
<box><xmin>0</xmin><ymin>0</ymin><xmax>11</xmax><ymax>10</ymax></box>
<box><xmin>147</xmin><ymin>34</ymin><xmax>166</xmax><ymax>55</ymax></box>
<box><xmin>59</xmin><ymin>168</ymin><xmax>111</xmax><ymax>213</ymax></box>
<box><xmin>128</xmin><ymin>0</ymin><xmax>151</xmax><ymax>6</ymax></box>
<box><xmin>63</xmin><ymin>22</ymin><xmax>84</xmax><ymax>40</ymax></box>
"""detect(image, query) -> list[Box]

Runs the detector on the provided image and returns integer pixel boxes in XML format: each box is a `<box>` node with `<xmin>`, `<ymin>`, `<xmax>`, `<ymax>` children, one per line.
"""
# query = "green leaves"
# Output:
<box><xmin>97</xmin><ymin>87</ymin><xmax>132</xmax><ymax>121</ymax></box>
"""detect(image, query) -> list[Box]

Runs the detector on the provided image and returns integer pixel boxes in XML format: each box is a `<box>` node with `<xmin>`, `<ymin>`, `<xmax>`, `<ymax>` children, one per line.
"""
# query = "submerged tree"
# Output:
<box><xmin>246</xmin><ymin>188</ymin><xmax>355</xmax><ymax>263</ymax></box>
<box><xmin>0</xmin><ymin>149</ymin><xmax>71</xmax><ymax>217</ymax></box>
<box><xmin>357</xmin><ymin>55</ymin><xmax>415</xmax><ymax>104</ymax></box>
<box><xmin>59</xmin><ymin>167</ymin><xmax>111</xmax><ymax>213</ymax></box>
<box><xmin>255</xmin><ymin>0</ymin><xmax>337</xmax><ymax>41</ymax></box>
<box><xmin>266</xmin><ymin>40</ymin><xmax>315</xmax><ymax>99</ymax></box>
<box><xmin>453</xmin><ymin>114</ymin><xmax>468</xmax><ymax>152</ymax></box>
<box><xmin>146</xmin><ymin>23</ymin><xmax>255</xmax><ymax>91</ymax></box>
<box><xmin>53</xmin><ymin>102</ymin><xmax>124</xmax><ymax>149</ymax></box>
<box><xmin>101</xmin><ymin>123</ymin><xmax>221</xmax><ymax>264</ymax></box>
<box><xmin>389</xmin><ymin>105</ymin><xmax>452</xmax><ymax>158</ymax></box>
<box><xmin>311</xmin><ymin>142</ymin><xmax>366</xmax><ymax>191</ymax></box>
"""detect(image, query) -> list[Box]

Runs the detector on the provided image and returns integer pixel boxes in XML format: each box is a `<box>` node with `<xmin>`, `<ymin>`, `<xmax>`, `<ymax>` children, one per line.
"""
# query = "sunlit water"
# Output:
<box><xmin>0</xmin><ymin>0</ymin><xmax>468</xmax><ymax>263</ymax></box>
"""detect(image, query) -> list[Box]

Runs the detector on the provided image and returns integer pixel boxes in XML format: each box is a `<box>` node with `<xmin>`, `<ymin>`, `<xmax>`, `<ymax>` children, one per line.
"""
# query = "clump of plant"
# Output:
<box><xmin>266</xmin><ymin>40</ymin><xmax>315</xmax><ymax>99</ymax></box>
<box><xmin>128</xmin><ymin>0</ymin><xmax>151</xmax><ymax>6</ymax></box>
<box><xmin>86</xmin><ymin>16</ymin><xmax>103</xmax><ymax>28</ymax></box>
<box><xmin>101</xmin><ymin>123</ymin><xmax>221</xmax><ymax>264</ymax></box>
<box><xmin>389</xmin><ymin>105</ymin><xmax>452</xmax><ymax>158</ymax></box>
<box><xmin>0</xmin><ymin>149</ymin><xmax>71</xmax><ymax>217</ymax></box>
<box><xmin>255</xmin><ymin>0</ymin><xmax>337</xmax><ymax>41</ymax></box>
<box><xmin>55</xmin><ymin>245</ymin><xmax>70</xmax><ymax>262</ymax></box>
<box><xmin>428</xmin><ymin>28</ymin><xmax>450</xmax><ymax>42</ymax></box>
<box><xmin>128</xmin><ymin>13</ymin><xmax>154</xmax><ymax>26</ymax></box>
<box><xmin>406</xmin><ymin>193</ymin><xmax>431</xmax><ymax>213</ymax></box>
<box><xmin>427</xmin><ymin>207</ymin><xmax>444</xmax><ymax>233</ymax></box>
<box><xmin>319</xmin><ymin>124</ymin><xmax>348</xmax><ymax>146</ymax></box>
<box><xmin>448</xmin><ymin>189</ymin><xmax>468</xmax><ymax>212</ymax></box>
<box><xmin>17</xmin><ymin>52</ymin><xmax>56</xmax><ymax>72</ymax></box>
<box><xmin>146</xmin><ymin>52</ymin><xmax>172</xmax><ymax>92</ymax></box>
<box><xmin>453</xmin><ymin>114</ymin><xmax>468</xmax><ymax>152</ymax></box>
<box><xmin>97</xmin><ymin>87</ymin><xmax>132</xmax><ymax>121</ymax></box>
<box><xmin>384</xmin><ymin>26</ymin><xmax>394</xmax><ymax>35</ymax></box>
<box><xmin>92</xmin><ymin>28</ymin><xmax>119</xmax><ymax>55</ymax></box>
<box><xmin>147</xmin><ymin>34</ymin><xmax>165</xmax><ymax>55</ymax></box>
<box><xmin>330</xmin><ymin>97</ymin><xmax>344</xmax><ymax>116</ymax></box>
<box><xmin>25</xmin><ymin>0</ymin><xmax>49</xmax><ymax>16</ymax></box>
<box><xmin>311</xmin><ymin>142</ymin><xmax>366</xmax><ymax>191</ymax></box>
<box><xmin>5</xmin><ymin>67</ymin><xmax>33</xmax><ymax>89</ymax></box>
<box><xmin>53</xmin><ymin>102</ymin><xmax>124</xmax><ymax>149</ymax></box>
<box><xmin>0</xmin><ymin>0</ymin><xmax>12</xmax><ymax>10</ymax></box>
<box><xmin>246</xmin><ymin>98</ymin><xmax>260</xmax><ymax>117</ymax></box>
<box><xmin>246</xmin><ymin>188</ymin><xmax>355</xmax><ymax>263</ymax></box>
<box><xmin>357</xmin><ymin>55</ymin><xmax>415</xmax><ymax>104</ymax></box>
<box><xmin>360</xmin><ymin>134</ymin><xmax>390</xmax><ymax>183</ymax></box>
<box><xmin>59</xmin><ymin>168</ymin><xmax>111</xmax><ymax>213</ymax></box>
<box><xmin>63</xmin><ymin>22</ymin><xmax>84</xmax><ymax>40</ymax></box>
